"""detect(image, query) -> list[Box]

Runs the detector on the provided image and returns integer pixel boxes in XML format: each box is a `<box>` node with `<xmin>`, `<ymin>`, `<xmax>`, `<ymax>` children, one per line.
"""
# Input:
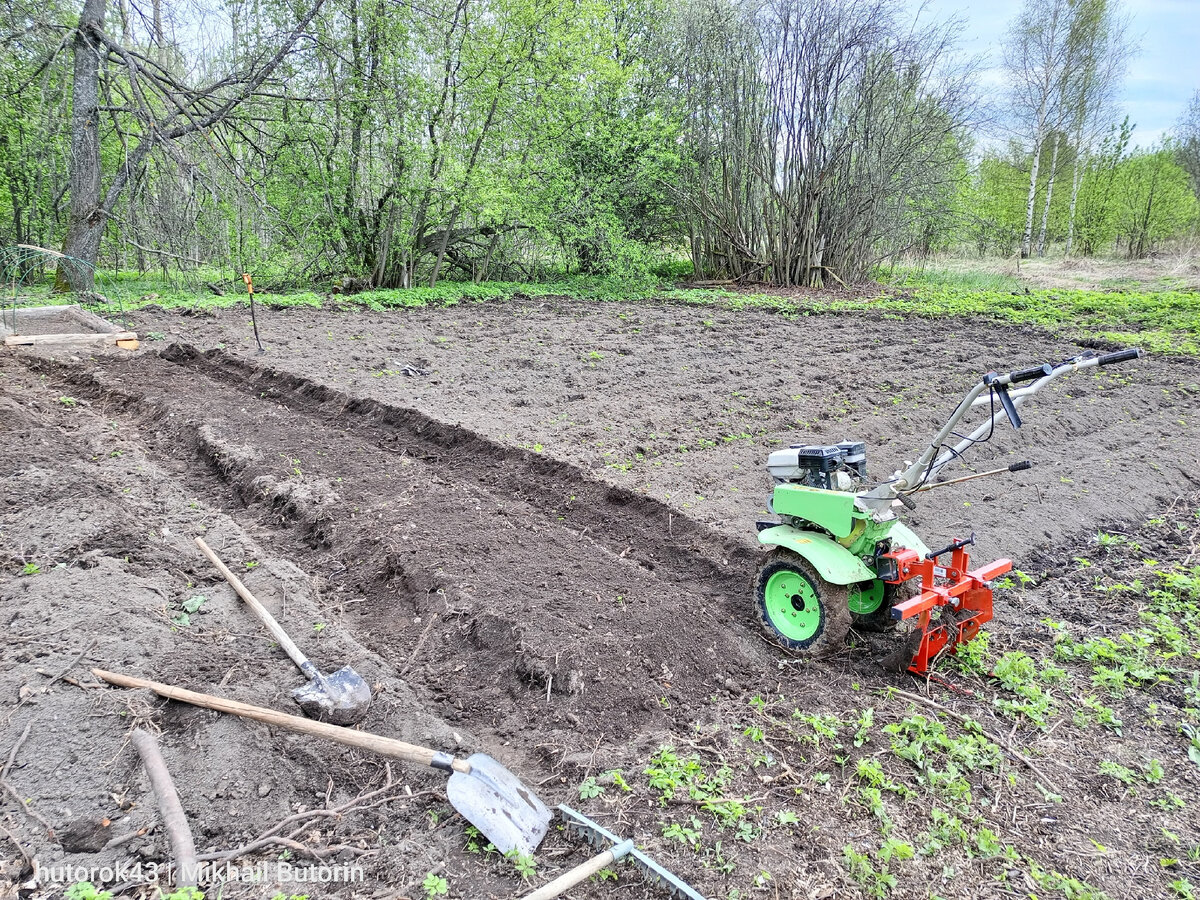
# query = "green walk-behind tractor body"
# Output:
<box><xmin>753</xmin><ymin>348</ymin><xmax>1143</xmax><ymax>671</ymax></box>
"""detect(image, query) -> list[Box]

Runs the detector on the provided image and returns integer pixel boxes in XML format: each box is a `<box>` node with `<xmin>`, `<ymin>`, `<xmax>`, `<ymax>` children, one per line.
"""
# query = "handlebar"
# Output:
<box><xmin>1098</xmin><ymin>348</ymin><xmax>1142</xmax><ymax>366</ymax></box>
<box><xmin>859</xmin><ymin>347</ymin><xmax>1143</xmax><ymax>512</ymax></box>
<box><xmin>987</xmin><ymin>348</ymin><xmax>1141</xmax><ymax>388</ymax></box>
<box><xmin>1010</xmin><ymin>363</ymin><xmax>1053</xmax><ymax>383</ymax></box>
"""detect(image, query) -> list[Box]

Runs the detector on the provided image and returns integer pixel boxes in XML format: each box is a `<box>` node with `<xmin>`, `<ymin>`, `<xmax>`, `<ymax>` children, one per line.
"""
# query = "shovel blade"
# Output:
<box><xmin>447</xmin><ymin>753</ymin><xmax>550</xmax><ymax>857</ymax></box>
<box><xmin>292</xmin><ymin>665</ymin><xmax>372</xmax><ymax>726</ymax></box>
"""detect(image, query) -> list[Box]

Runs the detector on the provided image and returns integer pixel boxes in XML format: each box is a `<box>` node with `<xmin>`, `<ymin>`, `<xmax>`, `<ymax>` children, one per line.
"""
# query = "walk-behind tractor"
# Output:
<box><xmin>754</xmin><ymin>348</ymin><xmax>1143</xmax><ymax>674</ymax></box>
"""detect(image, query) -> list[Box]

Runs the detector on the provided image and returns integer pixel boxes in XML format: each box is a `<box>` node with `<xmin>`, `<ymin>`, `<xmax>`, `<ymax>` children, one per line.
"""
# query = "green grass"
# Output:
<box><xmin>9</xmin><ymin>267</ymin><xmax>1200</xmax><ymax>354</ymax></box>
<box><xmin>876</xmin><ymin>265</ymin><xmax>1027</xmax><ymax>293</ymax></box>
<box><xmin>847</xmin><ymin>284</ymin><xmax>1200</xmax><ymax>355</ymax></box>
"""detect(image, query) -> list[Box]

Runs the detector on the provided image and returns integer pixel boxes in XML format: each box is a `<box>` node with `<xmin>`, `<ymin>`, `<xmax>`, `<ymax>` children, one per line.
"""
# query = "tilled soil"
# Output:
<box><xmin>2</xmin><ymin>297</ymin><xmax>1199</xmax><ymax>900</ymax></box>
<box><xmin>131</xmin><ymin>299</ymin><xmax>1200</xmax><ymax>563</ymax></box>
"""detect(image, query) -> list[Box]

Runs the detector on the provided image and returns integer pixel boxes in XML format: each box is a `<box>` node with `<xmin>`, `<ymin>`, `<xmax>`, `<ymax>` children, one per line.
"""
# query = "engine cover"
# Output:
<box><xmin>767</xmin><ymin>441</ymin><xmax>867</xmax><ymax>489</ymax></box>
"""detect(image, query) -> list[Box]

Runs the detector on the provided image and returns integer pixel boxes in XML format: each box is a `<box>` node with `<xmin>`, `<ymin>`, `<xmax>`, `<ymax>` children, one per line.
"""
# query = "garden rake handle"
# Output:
<box><xmin>193</xmin><ymin>537</ymin><xmax>317</xmax><ymax>680</ymax></box>
<box><xmin>91</xmin><ymin>668</ymin><xmax>471</xmax><ymax>774</ymax></box>
<box><xmin>518</xmin><ymin>840</ymin><xmax>634</xmax><ymax>900</ymax></box>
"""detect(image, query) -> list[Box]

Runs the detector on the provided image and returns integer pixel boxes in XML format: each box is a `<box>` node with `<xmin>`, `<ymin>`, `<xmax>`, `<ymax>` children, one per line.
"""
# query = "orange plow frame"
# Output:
<box><xmin>880</xmin><ymin>542</ymin><xmax>1012</xmax><ymax>675</ymax></box>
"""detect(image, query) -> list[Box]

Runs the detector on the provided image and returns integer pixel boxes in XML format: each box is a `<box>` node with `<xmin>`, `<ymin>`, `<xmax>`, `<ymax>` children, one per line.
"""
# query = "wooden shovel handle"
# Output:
<box><xmin>92</xmin><ymin>668</ymin><xmax>469</xmax><ymax>773</ymax></box>
<box><xmin>194</xmin><ymin>537</ymin><xmax>312</xmax><ymax>676</ymax></box>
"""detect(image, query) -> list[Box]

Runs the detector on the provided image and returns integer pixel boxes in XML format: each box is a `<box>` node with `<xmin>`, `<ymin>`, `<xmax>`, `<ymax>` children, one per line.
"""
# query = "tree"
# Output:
<box><xmin>1072</xmin><ymin>117</ymin><xmax>1131</xmax><ymax>255</ymax></box>
<box><xmin>55</xmin><ymin>0</ymin><xmax>326</xmax><ymax>290</ymax></box>
<box><xmin>1115</xmin><ymin>146</ymin><xmax>1197</xmax><ymax>258</ymax></box>
<box><xmin>1175</xmin><ymin>89</ymin><xmax>1200</xmax><ymax>198</ymax></box>
<box><xmin>1003</xmin><ymin>0</ymin><xmax>1131</xmax><ymax>257</ymax></box>
<box><xmin>1060</xmin><ymin>0</ymin><xmax>1132</xmax><ymax>255</ymax></box>
<box><xmin>1004</xmin><ymin>0</ymin><xmax>1072</xmax><ymax>258</ymax></box>
<box><xmin>672</xmin><ymin>0</ymin><xmax>976</xmax><ymax>286</ymax></box>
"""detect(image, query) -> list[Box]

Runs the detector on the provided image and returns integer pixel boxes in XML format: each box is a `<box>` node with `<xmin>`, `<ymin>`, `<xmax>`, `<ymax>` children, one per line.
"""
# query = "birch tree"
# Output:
<box><xmin>1005</xmin><ymin>0</ymin><xmax>1131</xmax><ymax>258</ymax></box>
<box><xmin>1060</xmin><ymin>0</ymin><xmax>1132</xmax><ymax>255</ymax></box>
<box><xmin>1004</xmin><ymin>0</ymin><xmax>1073</xmax><ymax>258</ymax></box>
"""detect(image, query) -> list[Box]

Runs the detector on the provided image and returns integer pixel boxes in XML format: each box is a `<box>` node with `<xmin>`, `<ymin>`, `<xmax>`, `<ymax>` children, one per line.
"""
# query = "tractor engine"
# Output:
<box><xmin>766</xmin><ymin>441</ymin><xmax>867</xmax><ymax>492</ymax></box>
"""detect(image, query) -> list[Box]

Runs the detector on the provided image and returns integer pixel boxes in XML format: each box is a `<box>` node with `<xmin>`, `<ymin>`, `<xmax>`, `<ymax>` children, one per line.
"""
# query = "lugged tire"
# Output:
<box><xmin>754</xmin><ymin>549</ymin><xmax>851</xmax><ymax>654</ymax></box>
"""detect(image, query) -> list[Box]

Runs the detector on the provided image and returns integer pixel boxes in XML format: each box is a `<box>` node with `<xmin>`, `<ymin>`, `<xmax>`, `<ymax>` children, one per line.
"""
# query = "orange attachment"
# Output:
<box><xmin>242</xmin><ymin>273</ymin><xmax>254</xmax><ymax>292</ymax></box>
<box><xmin>881</xmin><ymin>542</ymin><xmax>1011</xmax><ymax>675</ymax></box>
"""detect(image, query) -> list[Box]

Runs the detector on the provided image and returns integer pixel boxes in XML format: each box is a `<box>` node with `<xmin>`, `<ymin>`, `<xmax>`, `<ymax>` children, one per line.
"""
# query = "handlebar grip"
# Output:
<box><xmin>926</xmin><ymin>533</ymin><xmax>976</xmax><ymax>560</ymax></box>
<box><xmin>1007</xmin><ymin>460</ymin><xmax>1032</xmax><ymax>472</ymax></box>
<box><xmin>1097</xmin><ymin>348</ymin><xmax>1142</xmax><ymax>366</ymax></box>
<box><xmin>1010</xmin><ymin>364</ymin><xmax>1053</xmax><ymax>383</ymax></box>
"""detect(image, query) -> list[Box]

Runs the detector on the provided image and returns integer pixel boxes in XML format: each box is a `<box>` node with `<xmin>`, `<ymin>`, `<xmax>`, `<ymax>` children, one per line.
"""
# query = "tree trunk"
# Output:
<box><xmin>1065</xmin><ymin>151</ymin><xmax>1083</xmax><ymax>255</ymax></box>
<box><xmin>1036</xmin><ymin>133</ymin><xmax>1060</xmax><ymax>256</ymax></box>
<box><xmin>1021</xmin><ymin>133</ymin><xmax>1043</xmax><ymax>258</ymax></box>
<box><xmin>58</xmin><ymin>0</ymin><xmax>108</xmax><ymax>292</ymax></box>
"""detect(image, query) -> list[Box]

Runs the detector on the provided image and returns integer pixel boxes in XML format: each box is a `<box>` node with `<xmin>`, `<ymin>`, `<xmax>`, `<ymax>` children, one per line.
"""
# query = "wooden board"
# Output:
<box><xmin>4</xmin><ymin>330</ymin><xmax>138</xmax><ymax>347</ymax></box>
<box><xmin>1</xmin><ymin>304</ymin><xmax>126</xmax><ymax>338</ymax></box>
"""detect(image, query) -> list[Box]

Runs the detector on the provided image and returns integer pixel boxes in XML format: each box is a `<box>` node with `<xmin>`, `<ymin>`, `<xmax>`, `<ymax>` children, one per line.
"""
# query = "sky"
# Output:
<box><xmin>909</xmin><ymin>0</ymin><xmax>1200</xmax><ymax>148</ymax></box>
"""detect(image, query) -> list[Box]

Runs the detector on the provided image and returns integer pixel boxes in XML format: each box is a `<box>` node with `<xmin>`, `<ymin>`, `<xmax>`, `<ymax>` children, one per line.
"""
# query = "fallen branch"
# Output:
<box><xmin>131</xmin><ymin>729</ymin><xmax>198</xmax><ymax>888</ymax></box>
<box><xmin>1</xmin><ymin>723</ymin><xmax>55</xmax><ymax>838</ymax></box>
<box><xmin>44</xmin><ymin>639</ymin><xmax>97</xmax><ymax>691</ymax></box>
<box><xmin>886</xmin><ymin>687</ymin><xmax>1062</xmax><ymax>795</ymax></box>
<box><xmin>200</xmin><ymin>766</ymin><xmax>435</xmax><ymax>866</ymax></box>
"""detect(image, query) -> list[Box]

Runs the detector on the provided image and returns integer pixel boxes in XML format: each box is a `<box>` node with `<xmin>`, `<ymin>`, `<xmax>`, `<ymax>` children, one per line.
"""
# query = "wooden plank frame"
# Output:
<box><xmin>1</xmin><ymin>304</ymin><xmax>138</xmax><ymax>349</ymax></box>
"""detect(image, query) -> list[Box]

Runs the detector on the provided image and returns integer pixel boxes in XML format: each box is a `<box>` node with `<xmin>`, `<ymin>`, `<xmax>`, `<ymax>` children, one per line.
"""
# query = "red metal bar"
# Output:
<box><xmin>878</xmin><ymin>543</ymin><xmax>1012</xmax><ymax>675</ymax></box>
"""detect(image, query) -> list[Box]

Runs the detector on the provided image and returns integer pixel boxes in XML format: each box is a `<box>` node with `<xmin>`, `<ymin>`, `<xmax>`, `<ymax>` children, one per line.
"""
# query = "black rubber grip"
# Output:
<box><xmin>1097</xmin><ymin>348</ymin><xmax>1141</xmax><ymax>366</ymax></box>
<box><xmin>926</xmin><ymin>533</ymin><xmax>976</xmax><ymax>560</ymax></box>
<box><xmin>1007</xmin><ymin>460</ymin><xmax>1032</xmax><ymax>472</ymax></box>
<box><xmin>1010</xmin><ymin>363</ymin><xmax>1053</xmax><ymax>383</ymax></box>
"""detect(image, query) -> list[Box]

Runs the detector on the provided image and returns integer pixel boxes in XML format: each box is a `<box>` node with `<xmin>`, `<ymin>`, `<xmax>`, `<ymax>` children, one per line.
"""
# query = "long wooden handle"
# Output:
<box><xmin>518</xmin><ymin>841</ymin><xmax>632</xmax><ymax>900</ymax></box>
<box><xmin>130</xmin><ymin>729</ymin><xmax>199</xmax><ymax>888</ymax></box>
<box><xmin>93</xmin><ymin>668</ymin><xmax>469</xmax><ymax>773</ymax></box>
<box><xmin>194</xmin><ymin>537</ymin><xmax>312</xmax><ymax>676</ymax></box>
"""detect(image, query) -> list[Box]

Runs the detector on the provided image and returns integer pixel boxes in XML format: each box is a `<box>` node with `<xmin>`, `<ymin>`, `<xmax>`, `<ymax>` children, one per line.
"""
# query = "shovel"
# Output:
<box><xmin>91</xmin><ymin>668</ymin><xmax>552</xmax><ymax>857</ymax></box>
<box><xmin>194</xmin><ymin>536</ymin><xmax>371</xmax><ymax>726</ymax></box>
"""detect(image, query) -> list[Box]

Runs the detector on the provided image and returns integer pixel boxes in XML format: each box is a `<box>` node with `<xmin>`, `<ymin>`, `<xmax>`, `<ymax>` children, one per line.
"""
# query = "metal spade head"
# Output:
<box><xmin>446</xmin><ymin>753</ymin><xmax>551</xmax><ymax>857</ymax></box>
<box><xmin>292</xmin><ymin>666</ymin><xmax>372</xmax><ymax>726</ymax></box>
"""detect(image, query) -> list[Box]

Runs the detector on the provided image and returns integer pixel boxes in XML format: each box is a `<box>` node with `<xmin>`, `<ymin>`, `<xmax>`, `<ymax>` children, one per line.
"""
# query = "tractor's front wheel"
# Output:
<box><xmin>754</xmin><ymin>549</ymin><xmax>850</xmax><ymax>653</ymax></box>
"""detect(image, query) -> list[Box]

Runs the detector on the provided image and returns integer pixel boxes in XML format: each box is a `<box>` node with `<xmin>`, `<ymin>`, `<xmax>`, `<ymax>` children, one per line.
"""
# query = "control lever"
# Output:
<box><xmin>926</xmin><ymin>533</ymin><xmax>976</xmax><ymax>560</ymax></box>
<box><xmin>983</xmin><ymin>373</ymin><xmax>1022</xmax><ymax>429</ymax></box>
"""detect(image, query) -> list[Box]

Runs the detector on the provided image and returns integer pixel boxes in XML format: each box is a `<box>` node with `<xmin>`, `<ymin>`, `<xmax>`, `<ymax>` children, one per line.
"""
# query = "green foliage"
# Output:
<box><xmin>505</xmin><ymin>849</ymin><xmax>537</xmax><ymax>881</ymax></box>
<box><xmin>963</xmin><ymin>119</ymin><xmax>1197</xmax><ymax>259</ymax></box>
<box><xmin>65</xmin><ymin>885</ymin><xmax>112</xmax><ymax>900</ymax></box>
<box><xmin>862</xmin><ymin>279</ymin><xmax>1200</xmax><ymax>355</ymax></box>
<box><xmin>991</xmin><ymin>652</ymin><xmax>1059</xmax><ymax>728</ymax></box>
<box><xmin>843</xmin><ymin>843</ymin><xmax>904</xmax><ymax>898</ymax></box>
<box><xmin>578</xmin><ymin>776</ymin><xmax>604</xmax><ymax>799</ymax></box>
<box><xmin>1027</xmin><ymin>860</ymin><xmax>1109</xmax><ymax>899</ymax></box>
<box><xmin>421</xmin><ymin>872</ymin><xmax>449</xmax><ymax>898</ymax></box>
<box><xmin>643</xmin><ymin>746</ymin><xmax>733</xmax><ymax>806</ymax></box>
<box><xmin>1115</xmin><ymin>146</ymin><xmax>1199</xmax><ymax>258</ymax></box>
<box><xmin>882</xmin><ymin>714</ymin><xmax>1001</xmax><ymax>812</ymax></box>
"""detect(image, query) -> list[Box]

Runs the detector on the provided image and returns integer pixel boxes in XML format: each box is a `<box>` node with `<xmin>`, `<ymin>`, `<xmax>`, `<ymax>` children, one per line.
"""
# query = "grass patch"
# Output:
<box><xmin>9</xmin><ymin>267</ymin><xmax>1200</xmax><ymax>354</ymax></box>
